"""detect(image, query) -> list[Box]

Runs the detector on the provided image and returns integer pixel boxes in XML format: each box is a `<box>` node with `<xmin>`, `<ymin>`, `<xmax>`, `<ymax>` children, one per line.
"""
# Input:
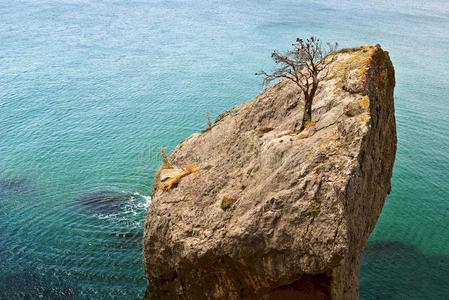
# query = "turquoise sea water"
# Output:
<box><xmin>1</xmin><ymin>0</ymin><xmax>449</xmax><ymax>299</ymax></box>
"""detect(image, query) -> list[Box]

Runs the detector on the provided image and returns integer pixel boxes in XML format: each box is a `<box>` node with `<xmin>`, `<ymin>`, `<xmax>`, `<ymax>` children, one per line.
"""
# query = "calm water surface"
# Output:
<box><xmin>1</xmin><ymin>0</ymin><xmax>449</xmax><ymax>299</ymax></box>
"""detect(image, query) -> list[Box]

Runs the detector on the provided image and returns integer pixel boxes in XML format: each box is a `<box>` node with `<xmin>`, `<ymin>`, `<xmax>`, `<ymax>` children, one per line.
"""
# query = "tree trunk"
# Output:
<box><xmin>300</xmin><ymin>95</ymin><xmax>313</xmax><ymax>131</ymax></box>
<box><xmin>300</xmin><ymin>81</ymin><xmax>318</xmax><ymax>131</ymax></box>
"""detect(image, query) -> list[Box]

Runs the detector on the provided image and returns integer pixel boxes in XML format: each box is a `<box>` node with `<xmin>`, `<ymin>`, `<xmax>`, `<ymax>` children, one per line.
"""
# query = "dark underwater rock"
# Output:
<box><xmin>110</xmin><ymin>231</ymin><xmax>143</xmax><ymax>249</ymax></box>
<box><xmin>363</xmin><ymin>240</ymin><xmax>418</xmax><ymax>256</ymax></box>
<box><xmin>361</xmin><ymin>240</ymin><xmax>449</xmax><ymax>299</ymax></box>
<box><xmin>0</xmin><ymin>177</ymin><xmax>30</xmax><ymax>194</ymax></box>
<box><xmin>111</xmin><ymin>231</ymin><xmax>142</xmax><ymax>239</ymax></box>
<box><xmin>75</xmin><ymin>190</ymin><xmax>133</xmax><ymax>214</ymax></box>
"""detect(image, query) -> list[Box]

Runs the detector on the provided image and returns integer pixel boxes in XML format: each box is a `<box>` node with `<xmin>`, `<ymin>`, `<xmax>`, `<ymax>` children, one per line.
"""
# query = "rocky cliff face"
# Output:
<box><xmin>143</xmin><ymin>45</ymin><xmax>396</xmax><ymax>300</ymax></box>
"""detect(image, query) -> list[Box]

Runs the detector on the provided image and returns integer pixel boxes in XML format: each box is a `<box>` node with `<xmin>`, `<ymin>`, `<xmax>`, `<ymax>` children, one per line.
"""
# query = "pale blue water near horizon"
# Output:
<box><xmin>1</xmin><ymin>0</ymin><xmax>449</xmax><ymax>299</ymax></box>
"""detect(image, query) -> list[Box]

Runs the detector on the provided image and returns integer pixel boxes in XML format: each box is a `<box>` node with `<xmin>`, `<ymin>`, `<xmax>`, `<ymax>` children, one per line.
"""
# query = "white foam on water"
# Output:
<box><xmin>92</xmin><ymin>192</ymin><xmax>151</xmax><ymax>228</ymax></box>
<box><xmin>131</xmin><ymin>192</ymin><xmax>152</xmax><ymax>209</ymax></box>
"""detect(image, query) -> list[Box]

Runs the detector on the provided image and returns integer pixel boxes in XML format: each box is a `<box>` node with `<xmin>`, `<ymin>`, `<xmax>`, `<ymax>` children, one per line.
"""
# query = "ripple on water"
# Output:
<box><xmin>0</xmin><ymin>186</ymin><xmax>149</xmax><ymax>298</ymax></box>
<box><xmin>0</xmin><ymin>270</ymin><xmax>76</xmax><ymax>299</ymax></box>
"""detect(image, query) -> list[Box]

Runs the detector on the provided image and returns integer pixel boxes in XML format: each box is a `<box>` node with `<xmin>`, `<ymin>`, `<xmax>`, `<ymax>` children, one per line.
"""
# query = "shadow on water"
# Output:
<box><xmin>361</xmin><ymin>240</ymin><xmax>449</xmax><ymax>299</ymax></box>
<box><xmin>0</xmin><ymin>271</ymin><xmax>76</xmax><ymax>300</ymax></box>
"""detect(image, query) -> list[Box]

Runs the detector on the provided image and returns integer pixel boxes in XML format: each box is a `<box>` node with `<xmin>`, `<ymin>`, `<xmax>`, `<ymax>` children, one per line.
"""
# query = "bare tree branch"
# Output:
<box><xmin>257</xmin><ymin>36</ymin><xmax>338</xmax><ymax>131</ymax></box>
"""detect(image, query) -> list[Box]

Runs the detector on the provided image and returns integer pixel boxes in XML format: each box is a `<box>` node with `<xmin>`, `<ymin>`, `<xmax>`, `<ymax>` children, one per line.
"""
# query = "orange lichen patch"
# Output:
<box><xmin>359</xmin><ymin>96</ymin><xmax>370</xmax><ymax>110</ymax></box>
<box><xmin>184</xmin><ymin>164</ymin><xmax>200</xmax><ymax>173</ymax></box>
<box><xmin>161</xmin><ymin>164</ymin><xmax>200</xmax><ymax>191</ymax></box>
<box><xmin>362</xmin><ymin>57</ymin><xmax>372</xmax><ymax>66</ymax></box>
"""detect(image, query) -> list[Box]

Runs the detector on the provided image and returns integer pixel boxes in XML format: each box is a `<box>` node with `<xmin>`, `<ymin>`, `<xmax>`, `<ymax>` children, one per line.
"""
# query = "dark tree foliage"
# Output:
<box><xmin>257</xmin><ymin>37</ymin><xmax>338</xmax><ymax>131</ymax></box>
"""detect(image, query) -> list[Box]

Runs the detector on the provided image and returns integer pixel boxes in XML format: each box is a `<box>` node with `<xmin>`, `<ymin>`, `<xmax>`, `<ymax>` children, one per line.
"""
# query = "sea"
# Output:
<box><xmin>1</xmin><ymin>0</ymin><xmax>449</xmax><ymax>299</ymax></box>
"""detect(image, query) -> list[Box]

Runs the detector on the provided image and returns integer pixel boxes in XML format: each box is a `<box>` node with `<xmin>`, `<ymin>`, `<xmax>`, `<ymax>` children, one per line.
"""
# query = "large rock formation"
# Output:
<box><xmin>143</xmin><ymin>45</ymin><xmax>396</xmax><ymax>299</ymax></box>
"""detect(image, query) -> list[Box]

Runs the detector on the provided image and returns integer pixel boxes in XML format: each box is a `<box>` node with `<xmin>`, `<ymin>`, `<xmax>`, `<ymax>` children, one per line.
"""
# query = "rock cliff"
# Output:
<box><xmin>143</xmin><ymin>45</ymin><xmax>396</xmax><ymax>299</ymax></box>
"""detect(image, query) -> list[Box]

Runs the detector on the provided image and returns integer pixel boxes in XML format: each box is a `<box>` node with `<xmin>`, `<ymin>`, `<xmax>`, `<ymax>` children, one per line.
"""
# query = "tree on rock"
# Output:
<box><xmin>257</xmin><ymin>37</ymin><xmax>338</xmax><ymax>131</ymax></box>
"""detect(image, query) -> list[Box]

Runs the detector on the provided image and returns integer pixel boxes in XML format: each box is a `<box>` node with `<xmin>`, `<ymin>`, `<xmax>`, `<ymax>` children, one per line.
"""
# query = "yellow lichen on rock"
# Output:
<box><xmin>359</xmin><ymin>113</ymin><xmax>370</xmax><ymax>125</ymax></box>
<box><xmin>331</xmin><ymin>45</ymin><xmax>380</xmax><ymax>92</ymax></box>
<box><xmin>359</xmin><ymin>96</ymin><xmax>370</xmax><ymax>109</ymax></box>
